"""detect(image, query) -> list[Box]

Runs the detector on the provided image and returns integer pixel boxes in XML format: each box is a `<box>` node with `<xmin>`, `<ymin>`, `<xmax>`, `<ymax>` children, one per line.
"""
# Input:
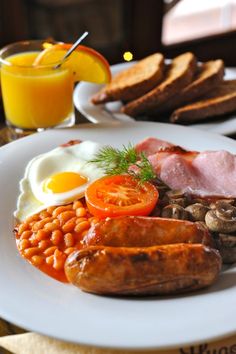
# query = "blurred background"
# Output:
<box><xmin>1</xmin><ymin>0</ymin><xmax>236</xmax><ymax>65</ymax></box>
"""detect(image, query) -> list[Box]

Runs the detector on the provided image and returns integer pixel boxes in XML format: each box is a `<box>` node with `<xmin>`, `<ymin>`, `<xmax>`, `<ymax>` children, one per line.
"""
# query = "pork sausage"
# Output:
<box><xmin>83</xmin><ymin>216</ymin><xmax>214</xmax><ymax>248</ymax></box>
<box><xmin>65</xmin><ymin>244</ymin><xmax>221</xmax><ymax>295</ymax></box>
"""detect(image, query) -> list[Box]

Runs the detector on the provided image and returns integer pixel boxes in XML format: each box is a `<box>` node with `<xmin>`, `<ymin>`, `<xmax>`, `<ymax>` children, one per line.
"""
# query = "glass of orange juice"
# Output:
<box><xmin>0</xmin><ymin>40</ymin><xmax>75</xmax><ymax>139</ymax></box>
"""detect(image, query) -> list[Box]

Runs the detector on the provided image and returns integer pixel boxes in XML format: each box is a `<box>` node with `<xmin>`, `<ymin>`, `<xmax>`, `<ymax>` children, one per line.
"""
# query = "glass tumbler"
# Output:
<box><xmin>0</xmin><ymin>40</ymin><xmax>75</xmax><ymax>139</ymax></box>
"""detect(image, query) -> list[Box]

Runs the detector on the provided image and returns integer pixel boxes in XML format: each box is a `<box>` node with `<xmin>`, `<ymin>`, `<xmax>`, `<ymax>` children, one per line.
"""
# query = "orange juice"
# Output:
<box><xmin>0</xmin><ymin>51</ymin><xmax>74</xmax><ymax>129</ymax></box>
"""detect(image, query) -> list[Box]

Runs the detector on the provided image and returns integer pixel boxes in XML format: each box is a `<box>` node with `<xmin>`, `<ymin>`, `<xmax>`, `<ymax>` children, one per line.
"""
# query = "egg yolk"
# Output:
<box><xmin>43</xmin><ymin>172</ymin><xmax>88</xmax><ymax>193</ymax></box>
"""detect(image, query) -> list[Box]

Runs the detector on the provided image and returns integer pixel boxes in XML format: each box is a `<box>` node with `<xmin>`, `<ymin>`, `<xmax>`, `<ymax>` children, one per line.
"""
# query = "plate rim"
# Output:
<box><xmin>0</xmin><ymin>121</ymin><xmax>236</xmax><ymax>350</ymax></box>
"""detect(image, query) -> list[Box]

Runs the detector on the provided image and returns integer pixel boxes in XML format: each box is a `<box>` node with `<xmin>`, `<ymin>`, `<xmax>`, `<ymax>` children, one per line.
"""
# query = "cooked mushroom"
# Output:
<box><xmin>210</xmin><ymin>199</ymin><xmax>235</xmax><ymax>210</ymax></box>
<box><xmin>165</xmin><ymin>190</ymin><xmax>188</xmax><ymax>207</ymax></box>
<box><xmin>166</xmin><ymin>190</ymin><xmax>185</xmax><ymax>199</ymax></box>
<box><xmin>185</xmin><ymin>203</ymin><xmax>210</xmax><ymax>221</ymax></box>
<box><xmin>190</xmin><ymin>198</ymin><xmax>209</xmax><ymax>206</ymax></box>
<box><xmin>161</xmin><ymin>204</ymin><xmax>190</xmax><ymax>220</ymax></box>
<box><xmin>152</xmin><ymin>178</ymin><xmax>170</xmax><ymax>198</ymax></box>
<box><xmin>205</xmin><ymin>201</ymin><xmax>236</xmax><ymax>233</ymax></box>
<box><xmin>157</xmin><ymin>186</ymin><xmax>170</xmax><ymax>199</ymax></box>
<box><xmin>218</xmin><ymin>233</ymin><xmax>236</xmax><ymax>247</ymax></box>
<box><xmin>217</xmin><ymin>233</ymin><xmax>236</xmax><ymax>264</ymax></box>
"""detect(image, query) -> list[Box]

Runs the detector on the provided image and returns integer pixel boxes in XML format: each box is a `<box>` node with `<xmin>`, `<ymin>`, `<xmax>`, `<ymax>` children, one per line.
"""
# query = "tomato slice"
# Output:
<box><xmin>85</xmin><ymin>175</ymin><xmax>158</xmax><ymax>218</ymax></box>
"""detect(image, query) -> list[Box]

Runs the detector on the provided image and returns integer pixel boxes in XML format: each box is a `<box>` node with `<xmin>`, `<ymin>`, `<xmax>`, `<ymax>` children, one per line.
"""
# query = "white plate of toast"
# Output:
<box><xmin>74</xmin><ymin>55</ymin><xmax>236</xmax><ymax>136</ymax></box>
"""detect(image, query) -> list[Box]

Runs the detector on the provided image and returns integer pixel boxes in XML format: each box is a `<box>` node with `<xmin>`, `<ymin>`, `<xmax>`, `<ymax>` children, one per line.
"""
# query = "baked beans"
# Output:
<box><xmin>14</xmin><ymin>199</ymin><xmax>97</xmax><ymax>282</ymax></box>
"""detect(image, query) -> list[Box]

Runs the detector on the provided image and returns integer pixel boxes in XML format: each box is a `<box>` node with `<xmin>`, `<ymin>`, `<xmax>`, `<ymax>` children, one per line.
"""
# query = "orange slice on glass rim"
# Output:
<box><xmin>34</xmin><ymin>43</ymin><xmax>111</xmax><ymax>84</ymax></box>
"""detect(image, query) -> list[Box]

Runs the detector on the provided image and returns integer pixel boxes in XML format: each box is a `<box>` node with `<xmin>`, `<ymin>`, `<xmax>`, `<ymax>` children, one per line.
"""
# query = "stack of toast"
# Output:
<box><xmin>91</xmin><ymin>52</ymin><xmax>236</xmax><ymax>124</ymax></box>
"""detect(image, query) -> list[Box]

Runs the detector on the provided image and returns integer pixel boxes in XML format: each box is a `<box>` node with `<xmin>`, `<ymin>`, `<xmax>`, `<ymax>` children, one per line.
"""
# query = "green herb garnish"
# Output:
<box><xmin>89</xmin><ymin>144</ymin><xmax>156</xmax><ymax>183</ymax></box>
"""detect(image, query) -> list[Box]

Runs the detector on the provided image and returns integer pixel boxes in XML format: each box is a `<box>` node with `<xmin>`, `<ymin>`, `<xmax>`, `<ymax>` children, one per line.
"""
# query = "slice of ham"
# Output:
<box><xmin>192</xmin><ymin>151</ymin><xmax>236</xmax><ymax>197</ymax></box>
<box><xmin>135</xmin><ymin>137</ymin><xmax>236</xmax><ymax>198</ymax></box>
<box><xmin>135</xmin><ymin>137</ymin><xmax>174</xmax><ymax>156</ymax></box>
<box><xmin>148</xmin><ymin>150</ymin><xmax>198</xmax><ymax>174</ymax></box>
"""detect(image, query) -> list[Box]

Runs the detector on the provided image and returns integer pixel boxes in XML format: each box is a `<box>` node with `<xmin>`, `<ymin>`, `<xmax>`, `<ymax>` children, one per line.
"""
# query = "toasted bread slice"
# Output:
<box><xmin>151</xmin><ymin>59</ymin><xmax>224</xmax><ymax>114</ymax></box>
<box><xmin>91</xmin><ymin>53</ymin><xmax>165</xmax><ymax>104</ymax></box>
<box><xmin>171</xmin><ymin>80</ymin><xmax>236</xmax><ymax>123</ymax></box>
<box><xmin>122</xmin><ymin>52</ymin><xmax>197</xmax><ymax>117</ymax></box>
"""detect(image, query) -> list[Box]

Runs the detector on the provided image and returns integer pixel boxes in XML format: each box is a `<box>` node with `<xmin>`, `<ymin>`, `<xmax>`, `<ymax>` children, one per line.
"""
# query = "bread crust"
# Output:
<box><xmin>91</xmin><ymin>53</ymin><xmax>164</xmax><ymax>104</ymax></box>
<box><xmin>122</xmin><ymin>52</ymin><xmax>197</xmax><ymax>117</ymax></box>
<box><xmin>151</xmin><ymin>59</ymin><xmax>225</xmax><ymax>114</ymax></box>
<box><xmin>171</xmin><ymin>80</ymin><xmax>236</xmax><ymax>123</ymax></box>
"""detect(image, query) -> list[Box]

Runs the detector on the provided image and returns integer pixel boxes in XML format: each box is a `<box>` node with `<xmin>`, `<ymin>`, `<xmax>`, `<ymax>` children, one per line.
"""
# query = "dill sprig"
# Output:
<box><xmin>89</xmin><ymin>144</ymin><xmax>156</xmax><ymax>183</ymax></box>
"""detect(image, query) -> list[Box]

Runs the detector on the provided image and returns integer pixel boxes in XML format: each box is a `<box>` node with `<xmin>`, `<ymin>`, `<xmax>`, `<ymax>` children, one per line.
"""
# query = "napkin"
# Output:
<box><xmin>0</xmin><ymin>332</ymin><xmax>236</xmax><ymax>354</ymax></box>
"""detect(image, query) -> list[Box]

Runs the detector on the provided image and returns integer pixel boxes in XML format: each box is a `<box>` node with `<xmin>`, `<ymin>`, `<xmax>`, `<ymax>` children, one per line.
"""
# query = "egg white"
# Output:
<box><xmin>15</xmin><ymin>141</ymin><xmax>105</xmax><ymax>222</ymax></box>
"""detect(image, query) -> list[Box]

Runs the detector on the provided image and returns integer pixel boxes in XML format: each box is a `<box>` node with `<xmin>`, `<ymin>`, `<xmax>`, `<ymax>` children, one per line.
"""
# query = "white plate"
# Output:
<box><xmin>73</xmin><ymin>62</ymin><xmax>236</xmax><ymax>136</ymax></box>
<box><xmin>0</xmin><ymin>121</ymin><xmax>236</xmax><ymax>350</ymax></box>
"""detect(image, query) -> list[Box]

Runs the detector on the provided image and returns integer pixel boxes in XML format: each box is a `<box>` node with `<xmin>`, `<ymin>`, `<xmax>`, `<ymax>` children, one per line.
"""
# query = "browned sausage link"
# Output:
<box><xmin>83</xmin><ymin>216</ymin><xmax>214</xmax><ymax>248</ymax></box>
<box><xmin>65</xmin><ymin>244</ymin><xmax>221</xmax><ymax>295</ymax></box>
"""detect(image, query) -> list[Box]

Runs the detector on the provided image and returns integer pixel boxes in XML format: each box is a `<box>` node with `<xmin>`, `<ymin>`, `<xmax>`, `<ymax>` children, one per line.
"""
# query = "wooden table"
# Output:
<box><xmin>0</xmin><ymin>103</ymin><xmax>89</xmax><ymax>143</ymax></box>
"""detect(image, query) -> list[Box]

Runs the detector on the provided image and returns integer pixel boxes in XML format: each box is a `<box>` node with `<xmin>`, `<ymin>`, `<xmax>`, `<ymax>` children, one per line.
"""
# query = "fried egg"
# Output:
<box><xmin>15</xmin><ymin>141</ymin><xmax>104</xmax><ymax>222</ymax></box>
